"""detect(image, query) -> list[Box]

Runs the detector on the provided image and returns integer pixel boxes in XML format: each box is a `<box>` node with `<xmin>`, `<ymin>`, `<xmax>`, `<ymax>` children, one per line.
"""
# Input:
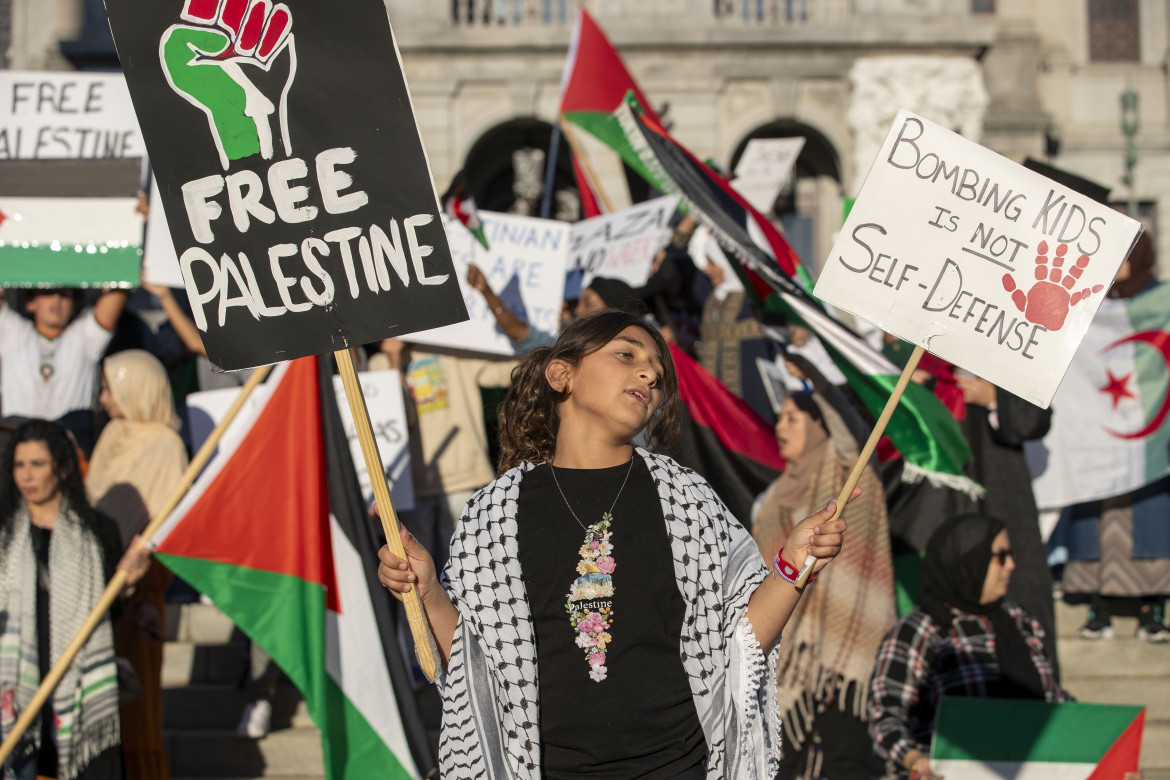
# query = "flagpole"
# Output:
<box><xmin>332</xmin><ymin>348</ymin><xmax>438</xmax><ymax>681</ymax></box>
<box><xmin>559</xmin><ymin>117</ymin><xmax>616</xmax><ymax>213</ymax></box>
<box><xmin>0</xmin><ymin>363</ymin><xmax>274</xmax><ymax>768</ymax></box>
<box><xmin>794</xmin><ymin>345</ymin><xmax>926</xmax><ymax>587</ymax></box>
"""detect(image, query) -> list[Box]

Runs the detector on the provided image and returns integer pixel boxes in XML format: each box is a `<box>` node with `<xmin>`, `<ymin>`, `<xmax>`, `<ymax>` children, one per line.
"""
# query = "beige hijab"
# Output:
<box><xmin>752</xmin><ymin>394</ymin><xmax>897</xmax><ymax>750</ymax></box>
<box><xmin>86</xmin><ymin>350</ymin><xmax>188</xmax><ymax>546</ymax></box>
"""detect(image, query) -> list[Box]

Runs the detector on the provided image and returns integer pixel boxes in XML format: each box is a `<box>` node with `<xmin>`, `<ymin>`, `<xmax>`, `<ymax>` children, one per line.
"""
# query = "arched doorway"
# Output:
<box><xmin>730</xmin><ymin>120</ymin><xmax>843</xmax><ymax>273</ymax></box>
<box><xmin>461</xmin><ymin>118</ymin><xmax>582</xmax><ymax>222</ymax></box>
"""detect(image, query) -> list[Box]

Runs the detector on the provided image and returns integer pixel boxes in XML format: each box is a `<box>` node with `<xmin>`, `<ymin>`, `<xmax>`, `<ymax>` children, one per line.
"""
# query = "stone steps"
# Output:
<box><xmin>1056</xmin><ymin>601</ymin><xmax>1170</xmax><ymax>773</ymax></box>
<box><xmin>165</xmin><ymin>727</ymin><xmax>323</xmax><ymax>778</ymax></box>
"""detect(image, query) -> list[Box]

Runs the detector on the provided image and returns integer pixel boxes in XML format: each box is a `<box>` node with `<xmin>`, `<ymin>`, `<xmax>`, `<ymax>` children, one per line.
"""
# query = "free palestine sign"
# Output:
<box><xmin>815</xmin><ymin>109</ymin><xmax>1142</xmax><ymax>408</ymax></box>
<box><xmin>103</xmin><ymin>0</ymin><xmax>468</xmax><ymax>370</ymax></box>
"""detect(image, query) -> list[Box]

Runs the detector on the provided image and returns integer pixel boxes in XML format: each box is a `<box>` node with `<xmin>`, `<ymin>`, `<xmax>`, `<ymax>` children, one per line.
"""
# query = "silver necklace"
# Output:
<box><xmin>549</xmin><ymin>457</ymin><xmax>635</xmax><ymax>531</ymax></box>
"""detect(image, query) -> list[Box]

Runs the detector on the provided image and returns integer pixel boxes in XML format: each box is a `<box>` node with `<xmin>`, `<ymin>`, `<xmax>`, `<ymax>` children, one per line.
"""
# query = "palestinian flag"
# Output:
<box><xmin>665</xmin><ymin>344</ymin><xmax>783</xmax><ymax>528</ymax></box>
<box><xmin>1028</xmin><ymin>281</ymin><xmax>1170</xmax><ymax>509</ymax></box>
<box><xmin>572</xmin><ymin>154</ymin><xmax>604</xmax><ymax>218</ymax></box>
<box><xmin>932</xmin><ymin>699</ymin><xmax>1145</xmax><ymax>779</ymax></box>
<box><xmin>558</xmin><ymin>8</ymin><xmax>668</xmax><ymax>191</ymax></box>
<box><xmin>443</xmin><ymin>188</ymin><xmax>489</xmax><ymax>251</ymax></box>
<box><xmin>616</xmin><ymin>98</ymin><xmax>978</xmax><ymax>495</ymax></box>
<box><xmin>153</xmin><ymin>357</ymin><xmax>433</xmax><ymax>779</ymax></box>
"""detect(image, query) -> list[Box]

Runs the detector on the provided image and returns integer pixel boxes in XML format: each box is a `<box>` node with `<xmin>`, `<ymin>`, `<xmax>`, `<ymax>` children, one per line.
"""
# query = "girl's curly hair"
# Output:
<box><xmin>0</xmin><ymin>420</ymin><xmax>98</xmax><ymax>548</ymax></box>
<box><xmin>496</xmin><ymin>310</ymin><xmax>680</xmax><ymax>473</ymax></box>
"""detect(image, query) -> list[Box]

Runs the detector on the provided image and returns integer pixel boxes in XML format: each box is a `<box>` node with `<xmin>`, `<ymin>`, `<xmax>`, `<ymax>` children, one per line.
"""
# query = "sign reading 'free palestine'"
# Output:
<box><xmin>103</xmin><ymin>0</ymin><xmax>468</xmax><ymax>370</ymax></box>
<box><xmin>815</xmin><ymin>109</ymin><xmax>1142</xmax><ymax>409</ymax></box>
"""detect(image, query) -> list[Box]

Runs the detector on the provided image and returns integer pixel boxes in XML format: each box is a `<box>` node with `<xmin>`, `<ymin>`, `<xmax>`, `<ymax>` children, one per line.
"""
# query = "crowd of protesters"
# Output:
<box><xmin>0</xmin><ymin>200</ymin><xmax>1164</xmax><ymax>780</ymax></box>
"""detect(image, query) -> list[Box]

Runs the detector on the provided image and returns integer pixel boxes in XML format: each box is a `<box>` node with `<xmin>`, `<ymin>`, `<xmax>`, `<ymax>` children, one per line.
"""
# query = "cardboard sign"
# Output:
<box><xmin>186</xmin><ymin>369</ymin><xmax>414</xmax><ymax>509</ymax></box>
<box><xmin>104</xmin><ymin>0</ymin><xmax>468</xmax><ymax>371</ymax></box>
<box><xmin>0</xmin><ymin>71</ymin><xmax>145</xmax><ymax>161</ymax></box>
<box><xmin>814</xmin><ymin>109</ymin><xmax>1142</xmax><ymax>408</ymax></box>
<box><xmin>142</xmin><ymin>185</ymin><xmax>184</xmax><ymax>287</ymax></box>
<box><xmin>570</xmin><ymin>195</ymin><xmax>680</xmax><ymax>288</ymax></box>
<box><xmin>407</xmin><ymin>212</ymin><xmax>570</xmax><ymax>356</ymax></box>
<box><xmin>733</xmin><ymin>137</ymin><xmax>805</xmax><ymax>214</ymax></box>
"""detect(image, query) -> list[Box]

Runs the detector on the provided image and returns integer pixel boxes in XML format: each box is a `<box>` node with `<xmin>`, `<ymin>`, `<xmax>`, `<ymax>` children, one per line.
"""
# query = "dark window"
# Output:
<box><xmin>971</xmin><ymin>0</ymin><xmax>995</xmax><ymax>13</ymax></box>
<box><xmin>1089</xmin><ymin>0</ymin><xmax>1140</xmax><ymax>62</ymax></box>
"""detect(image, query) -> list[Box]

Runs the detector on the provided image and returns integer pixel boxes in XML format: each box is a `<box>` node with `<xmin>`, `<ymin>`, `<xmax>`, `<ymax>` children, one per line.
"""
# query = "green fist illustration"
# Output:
<box><xmin>161</xmin><ymin>0</ymin><xmax>294</xmax><ymax>169</ymax></box>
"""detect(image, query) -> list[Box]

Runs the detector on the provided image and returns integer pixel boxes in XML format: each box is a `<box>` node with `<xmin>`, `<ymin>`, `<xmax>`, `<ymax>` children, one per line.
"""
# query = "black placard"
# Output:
<box><xmin>103</xmin><ymin>0</ymin><xmax>468</xmax><ymax>370</ymax></box>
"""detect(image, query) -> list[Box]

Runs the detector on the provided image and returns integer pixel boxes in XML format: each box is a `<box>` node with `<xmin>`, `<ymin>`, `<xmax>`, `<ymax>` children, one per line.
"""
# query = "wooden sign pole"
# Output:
<box><xmin>0</xmin><ymin>364</ymin><xmax>273</xmax><ymax>768</ymax></box>
<box><xmin>333</xmin><ymin>348</ymin><xmax>438</xmax><ymax>681</ymax></box>
<box><xmin>794</xmin><ymin>345</ymin><xmax>926</xmax><ymax>587</ymax></box>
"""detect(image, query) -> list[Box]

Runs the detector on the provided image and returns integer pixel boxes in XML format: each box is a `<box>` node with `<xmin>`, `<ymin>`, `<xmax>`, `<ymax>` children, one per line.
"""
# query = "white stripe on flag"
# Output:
<box><xmin>326</xmin><ymin>515</ymin><xmax>420</xmax><ymax>779</ymax></box>
<box><xmin>931</xmin><ymin>760</ymin><xmax>1094</xmax><ymax>780</ymax></box>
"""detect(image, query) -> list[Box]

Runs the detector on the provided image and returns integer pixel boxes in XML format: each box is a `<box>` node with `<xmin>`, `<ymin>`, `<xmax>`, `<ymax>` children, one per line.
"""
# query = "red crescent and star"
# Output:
<box><xmin>1099</xmin><ymin>330</ymin><xmax>1170</xmax><ymax>440</ymax></box>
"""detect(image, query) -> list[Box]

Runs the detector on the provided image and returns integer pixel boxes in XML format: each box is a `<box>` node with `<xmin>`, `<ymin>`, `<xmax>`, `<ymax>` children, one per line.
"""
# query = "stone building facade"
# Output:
<box><xmin>4</xmin><ymin>0</ymin><xmax>1169</xmax><ymax>275</ymax></box>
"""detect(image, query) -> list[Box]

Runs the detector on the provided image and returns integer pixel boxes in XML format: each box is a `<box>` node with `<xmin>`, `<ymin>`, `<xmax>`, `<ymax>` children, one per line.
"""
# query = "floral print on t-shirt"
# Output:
<box><xmin>564</xmin><ymin>513</ymin><xmax>615</xmax><ymax>682</ymax></box>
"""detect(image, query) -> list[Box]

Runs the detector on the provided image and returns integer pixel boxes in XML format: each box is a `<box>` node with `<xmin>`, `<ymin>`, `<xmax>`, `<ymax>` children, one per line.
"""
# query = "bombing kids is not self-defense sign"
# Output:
<box><xmin>103</xmin><ymin>0</ymin><xmax>468</xmax><ymax>370</ymax></box>
<box><xmin>815</xmin><ymin>109</ymin><xmax>1142</xmax><ymax>408</ymax></box>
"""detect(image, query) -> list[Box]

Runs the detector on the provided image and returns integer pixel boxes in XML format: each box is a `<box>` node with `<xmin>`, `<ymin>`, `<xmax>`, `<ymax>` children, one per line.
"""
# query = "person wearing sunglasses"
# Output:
<box><xmin>868</xmin><ymin>515</ymin><xmax>1072</xmax><ymax>779</ymax></box>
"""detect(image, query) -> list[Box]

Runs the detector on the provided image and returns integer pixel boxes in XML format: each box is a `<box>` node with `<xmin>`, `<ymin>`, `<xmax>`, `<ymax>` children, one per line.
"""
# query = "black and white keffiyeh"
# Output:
<box><xmin>0</xmin><ymin>504</ymin><xmax>120</xmax><ymax>780</ymax></box>
<box><xmin>434</xmin><ymin>448</ymin><xmax>783</xmax><ymax>779</ymax></box>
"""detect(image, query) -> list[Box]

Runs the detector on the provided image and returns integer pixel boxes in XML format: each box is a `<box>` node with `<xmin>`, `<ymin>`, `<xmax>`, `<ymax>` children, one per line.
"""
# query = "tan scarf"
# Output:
<box><xmin>752</xmin><ymin>397</ymin><xmax>897</xmax><ymax>749</ymax></box>
<box><xmin>86</xmin><ymin>350</ymin><xmax>188</xmax><ymax>547</ymax></box>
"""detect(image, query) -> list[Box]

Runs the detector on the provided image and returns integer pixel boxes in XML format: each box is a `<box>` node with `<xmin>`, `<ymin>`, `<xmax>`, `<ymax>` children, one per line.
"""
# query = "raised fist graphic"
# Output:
<box><xmin>161</xmin><ymin>0</ymin><xmax>295</xmax><ymax>169</ymax></box>
<box><xmin>1002</xmin><ymin>241</ymin><xmax>1103</xmax><ymax>332</ymax></box>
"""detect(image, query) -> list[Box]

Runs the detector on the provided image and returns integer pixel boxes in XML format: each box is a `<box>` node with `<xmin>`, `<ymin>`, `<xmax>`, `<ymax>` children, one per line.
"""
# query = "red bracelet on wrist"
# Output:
<box><xmin>773</xmin><ymin>547</ymin><xmax>817</xmax><ymax>585</ymax></box>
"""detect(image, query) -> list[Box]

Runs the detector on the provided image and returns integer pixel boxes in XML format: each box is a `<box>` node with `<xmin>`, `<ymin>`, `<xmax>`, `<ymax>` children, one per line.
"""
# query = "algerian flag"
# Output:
<box><xmin>932</xmin><ymin>699</ymin><xmax>1145</xmax><ymax>779</ymax></box>
<box><xmin>1026</xmin><ymin>282</ymin><xmax>1170</xmax><ymax>509</ymax></box>
<box><xmin>153</xmin><ymin>357</ymin><xmax>431</xmax><ymax>779</ymax></box>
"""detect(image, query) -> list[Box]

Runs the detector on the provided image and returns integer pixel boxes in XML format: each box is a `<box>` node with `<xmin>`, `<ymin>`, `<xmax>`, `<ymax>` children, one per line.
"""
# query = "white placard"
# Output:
<box><xmin>570</xmin><ymin>195</ymin><xmax>681</xmax><ymax>288</ymax></box>
<box><xmin>0</xmin><ymin>72</ymin><xmax>145</xmax><ymax>161</ymax></box>
<box><xmin>186</xmin><ymin>370</ymin><xmax>414</xmax><ymax>510</ymax></box>
<box><xmin>407</xmin><ymin>212</ymin><xmax>570</xmax><ymax>356</ymax></box>
<box><xmin>814</xmin><ymin>109</ymin><xmax>1142</xmax><ymax>408</ymax></box>
<box><xmin>733</xmin><ymin>138</ymin><xmax>805</xmax><ymax>214</ymax></box>
<box><xmin>142</xmin><ymin>185</ymin><xmax>184</xmax><ymax>286</ymax></box>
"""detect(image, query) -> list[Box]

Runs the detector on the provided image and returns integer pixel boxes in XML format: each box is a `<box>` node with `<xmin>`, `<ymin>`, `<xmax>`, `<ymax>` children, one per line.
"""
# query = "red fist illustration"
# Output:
<box><xmin>1002</xmin><ymin>241</ymin><xmax>1103</xmax><ymax>332</ymax></box>
<box><xmin>181</xmin><ymin>0</ymin><xmax>291</xmax><ymax>62</ymax></box>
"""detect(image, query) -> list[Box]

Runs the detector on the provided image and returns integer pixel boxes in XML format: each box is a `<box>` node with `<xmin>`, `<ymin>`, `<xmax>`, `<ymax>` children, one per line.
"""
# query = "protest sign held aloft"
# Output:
<box><xmin>569</xmin><ymin>195</ymin><xmax>680</xmax><ymax>288</ymax></box>
<box><xmin>0</xmin><ymin>71</ymin><xmax>144</xmax><ymax>161</ymax></box>
<box><xmin>104</xmin><ymin>0</ymin><xmax>468</xmax><ymax>370</ymax></box>
<box><xmin>408</xmin><ymin>212</ymin><xmax>570</xmax><ymax>356</ymax></box>
<box><xmin>815</xmin><ymin>108</ymin><xmax>1143</xmax><ymax>408</ymax></box>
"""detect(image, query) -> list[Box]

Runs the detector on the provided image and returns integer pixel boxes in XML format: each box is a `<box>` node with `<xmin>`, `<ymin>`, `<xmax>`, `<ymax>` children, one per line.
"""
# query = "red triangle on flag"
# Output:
<box><xmin>1087</xmin><ymin>708</ymin><xmax>1145</xmax><ymax>780</ymax></box>
<box><xmin>559</xmin><ymin>8</ymin><xmax>660</xmax><ymax>122</ymax></box>
<box><xmin>156</xmin><ymin>357</ymin><xmax>339</xmax><ymax>612</ymax></box>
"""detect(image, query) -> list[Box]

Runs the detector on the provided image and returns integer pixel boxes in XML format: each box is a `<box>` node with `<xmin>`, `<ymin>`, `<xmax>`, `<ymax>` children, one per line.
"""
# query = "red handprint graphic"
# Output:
<box><xmin>162</xmin><ymin>0</ymin><xmax>295</xmax><ymax>169</ymax></box>
<box><xmin>1001</xmin><ymin>241</ymin><xmax>1103</xmax><ymax>332</ymax></box>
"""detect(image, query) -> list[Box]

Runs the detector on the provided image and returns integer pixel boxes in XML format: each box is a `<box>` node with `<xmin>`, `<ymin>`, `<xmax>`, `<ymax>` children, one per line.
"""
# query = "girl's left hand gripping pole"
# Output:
<box><xmin>334</xmin><ymin>349</ymin><xmax>439</xmax><ymax>681</ymax></box>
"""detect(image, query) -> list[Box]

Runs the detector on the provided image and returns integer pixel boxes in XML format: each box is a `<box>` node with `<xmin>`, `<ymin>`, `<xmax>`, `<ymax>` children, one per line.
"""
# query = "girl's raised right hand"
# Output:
<box><xmin>377</xmin><ymin>528</ymin><xmax>440</xmax><ymax>603</ymax></box>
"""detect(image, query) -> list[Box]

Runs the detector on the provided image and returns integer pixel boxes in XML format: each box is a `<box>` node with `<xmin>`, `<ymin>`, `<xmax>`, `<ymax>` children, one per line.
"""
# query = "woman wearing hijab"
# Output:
<box><xmin>870</xmin><ymin>515</ymin><xmax>1072</xmax><ymax>779</ymax></box>
<box><xmin>86</xmin><ymin>350</ymin><xmax>188</xmax><ymax>780</ymax></box>
<box><xmin>752</xmin><ymin>391</ymin><xmax>896</xmax><ymax>780</ymax></box>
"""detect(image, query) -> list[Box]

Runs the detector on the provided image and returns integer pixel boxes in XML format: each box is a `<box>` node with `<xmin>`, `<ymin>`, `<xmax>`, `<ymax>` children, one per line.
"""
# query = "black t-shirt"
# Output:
<box><xmin>516</xmin><ymin>458</ymin><xmax>706</xmax><ymax>778</ymax></box>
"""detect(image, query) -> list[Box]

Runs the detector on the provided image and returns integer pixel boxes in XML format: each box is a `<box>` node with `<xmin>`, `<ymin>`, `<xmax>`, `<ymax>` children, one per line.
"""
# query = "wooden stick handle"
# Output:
<box><xmin>333</xmin><ymin>349</ymin><xmax>438</xmax><ymax>681</ymax></box>
<box><xmin>559</xmin><ymin>117</ymin><xmax>616</xmax><ymax>214</ymax></box>
<box><xmin>793</xmin><ymin>345</ymin><xmax>926</xmax><ymax>587</ymax></box>
<box><xmin>0</xmin><ymin>363</ymin><xmax>273</xmax><ymax>768</ymax></box>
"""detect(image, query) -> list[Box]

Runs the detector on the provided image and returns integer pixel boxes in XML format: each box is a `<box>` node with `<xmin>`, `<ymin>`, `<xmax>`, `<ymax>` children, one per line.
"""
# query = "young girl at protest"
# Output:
<box><xmin>378</xmin><ymin>310</ymin><xmax>854</xmax><ymax>779</ymax></box>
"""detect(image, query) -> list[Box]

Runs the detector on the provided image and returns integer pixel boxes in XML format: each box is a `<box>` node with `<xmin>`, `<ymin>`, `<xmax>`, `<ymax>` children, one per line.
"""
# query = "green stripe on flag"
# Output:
<box><xmin>156</xmin><ymin>555</ymin><xmax>414</xmax><ymax>780</ymax></box>
<box><xmin>0</xmin><ymin>243</ymin><xmax>141</xmax><ymax>287</ymax></box>
<box><xmin>564</xmin><ymin>109</ymin><xmax>672</xmax><ymax>193</ymax></box>
<box><xmin>933</xmin><ymin>699</ymin><xmax>1144</xmax><ymax>764</ymax></box>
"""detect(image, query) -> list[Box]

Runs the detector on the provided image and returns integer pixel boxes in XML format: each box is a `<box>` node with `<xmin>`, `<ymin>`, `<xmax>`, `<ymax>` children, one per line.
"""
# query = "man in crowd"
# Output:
<box><xmin>0</xmin><ymin>287</ymin><xmax>129</xmax><ymax>453</ymax></box>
